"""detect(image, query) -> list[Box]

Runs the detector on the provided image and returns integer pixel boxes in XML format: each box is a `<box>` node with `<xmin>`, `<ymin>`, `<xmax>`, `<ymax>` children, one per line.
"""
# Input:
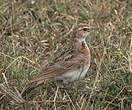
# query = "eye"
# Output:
<box><xmin>82</xmin><ymin>28</ymin><xmax>88</xmax><ymax>31</ymax></box>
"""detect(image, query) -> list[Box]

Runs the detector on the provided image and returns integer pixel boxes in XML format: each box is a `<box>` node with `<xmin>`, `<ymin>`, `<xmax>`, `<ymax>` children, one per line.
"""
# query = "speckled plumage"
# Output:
<box><xmin>21</xmin><ymin>24</ymin><xmax>98</xmax><ymax>98</ymax></box>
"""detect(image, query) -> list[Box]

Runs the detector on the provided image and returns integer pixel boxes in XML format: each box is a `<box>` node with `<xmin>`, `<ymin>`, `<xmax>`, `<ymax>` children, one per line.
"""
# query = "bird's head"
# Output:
<box><xmin>72</xmin><ymin>24</ymin><xmax>99</xmax><ymax>42</ymax></box>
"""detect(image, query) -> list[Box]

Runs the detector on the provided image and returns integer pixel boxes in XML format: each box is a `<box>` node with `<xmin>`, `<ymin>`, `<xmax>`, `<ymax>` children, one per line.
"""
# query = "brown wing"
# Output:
<box><xmin>31</xmin><ymin>49</ymin><xmax>86</xmax><ymax>83</ymax></box>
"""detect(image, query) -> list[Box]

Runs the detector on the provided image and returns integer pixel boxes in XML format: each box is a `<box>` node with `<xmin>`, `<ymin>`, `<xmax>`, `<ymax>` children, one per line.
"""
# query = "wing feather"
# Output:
<box><xmin>31</xmin><ymin>49</ymin><xmax>86</xmax><ymax>82</ymax></box>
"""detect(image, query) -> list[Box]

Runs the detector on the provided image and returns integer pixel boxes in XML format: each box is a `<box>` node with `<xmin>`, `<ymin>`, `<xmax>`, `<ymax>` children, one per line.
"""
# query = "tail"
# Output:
<box><xmin>21</xmin><ymin>80</ymin><xmax>45</xmax><ymax>98</ymax></box>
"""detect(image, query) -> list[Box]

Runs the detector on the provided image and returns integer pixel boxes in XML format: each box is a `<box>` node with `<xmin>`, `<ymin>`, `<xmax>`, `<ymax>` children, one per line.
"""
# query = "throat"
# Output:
<box><xmin>79</xmin><ymin>37</ymin><xmax>86</xmax><ymax>43</ymax></box>
<box><xmin>79</xmin><ymin>39</ymin><xmax>90</xmax><ymax>58</ymax></box>
<box><xmin>70</xmin><ymin>38</ymin><xmax>88</xmax><ymax>51</ymax></box>
<box><xmin>80</xmin><ymin>38</ymin><xmax>88</xmax><ymax>49</ymax></box>
<box><xmin>81</xmin><ymin>41</ymin><xmax>87</xmax><ymax>48</ymax></box>
<box><xmin>78</xmin><ymin>37</ymin><xmax>88</xmax><ymax>48</ymax></box>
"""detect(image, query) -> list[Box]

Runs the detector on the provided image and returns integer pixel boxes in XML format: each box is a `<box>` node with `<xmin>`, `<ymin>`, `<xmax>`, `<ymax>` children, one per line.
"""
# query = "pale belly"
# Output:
<box><xmin>55</xmin><ymin>64</ymin><xmax>90</xmax><ymax>83</ymax></box>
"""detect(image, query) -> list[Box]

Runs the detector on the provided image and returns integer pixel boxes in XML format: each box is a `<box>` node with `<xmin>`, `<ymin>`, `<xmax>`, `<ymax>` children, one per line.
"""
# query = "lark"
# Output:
<box><xmin>21</xmin><ymin>24</ymin><xmax>99</xmax><ymax>97</ymax></box>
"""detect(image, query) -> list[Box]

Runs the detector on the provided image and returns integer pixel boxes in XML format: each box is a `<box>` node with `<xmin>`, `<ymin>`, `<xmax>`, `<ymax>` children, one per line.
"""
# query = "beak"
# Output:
<box><xmin>89</xmin><ymin>26</ymin><xmax>99</xmax><ymax>31</ymax></box>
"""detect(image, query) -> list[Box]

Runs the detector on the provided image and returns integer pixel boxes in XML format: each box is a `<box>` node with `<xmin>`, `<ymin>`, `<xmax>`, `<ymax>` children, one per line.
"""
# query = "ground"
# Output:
<box><xmin>0</xmin><ymin>0</ymin><xmax>132</xmax><ymax>110</ymax></box>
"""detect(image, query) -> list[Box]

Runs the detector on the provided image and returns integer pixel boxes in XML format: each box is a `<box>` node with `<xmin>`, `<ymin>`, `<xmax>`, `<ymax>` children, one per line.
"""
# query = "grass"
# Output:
<box><xmin>0</xmin><ymin>0</ymin><xmax>132</xmax><ymax>109</ymax></box>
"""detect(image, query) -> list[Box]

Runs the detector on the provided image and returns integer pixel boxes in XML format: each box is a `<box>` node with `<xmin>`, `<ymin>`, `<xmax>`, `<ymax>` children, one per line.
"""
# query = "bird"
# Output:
<box><xmin>21</xmin><ymin>23</ymin><xmax>99</xmax><ymax>98</ymax></box>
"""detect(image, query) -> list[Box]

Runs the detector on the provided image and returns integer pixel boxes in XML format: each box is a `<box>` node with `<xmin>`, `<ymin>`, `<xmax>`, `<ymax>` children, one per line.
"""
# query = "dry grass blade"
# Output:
<box><xmin>64</xmin><ymin>90</ymin><xmax>76</xmax><ymax>110</ymax></box>
<box><xmin>129</xmin><ymin>36</ymin><xmax>132</xmax><ymax>73</ymax></box>
<box><xmin>53</xmin><ymin>87</ymin><xmax>59</xmax><ymax>110</ymax></box>
<box><xmin>0</xmin><ymin>84</ymin><xmax>24</xmax><ymax>104</ymax></box>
